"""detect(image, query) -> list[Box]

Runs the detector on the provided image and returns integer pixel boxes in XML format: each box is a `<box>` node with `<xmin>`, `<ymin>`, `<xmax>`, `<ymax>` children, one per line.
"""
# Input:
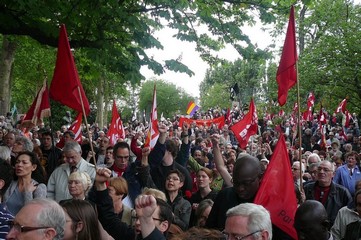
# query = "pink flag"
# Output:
<box><xmin>107</xmin><ymin>100</ymin><xmax>125</xmax><ymax>145</ymax></box>
<box><xmin>335</xmin><ymin>99</ymin><xmax>347</xmax><ymax>114</ymax></box>
<box><xmin>22</xmin><ymin>80</ymin><xmax>51</xmax><ymax>128</ymax></box>
<box><xmin>144</xmin><ymin>85</ymin><xmax>159</xmax><ymax>149</ymax></box>
<box><xmin>68</xmin><ymin>113</ymin><xmax>83</xmax><ymax>143</ymax></box>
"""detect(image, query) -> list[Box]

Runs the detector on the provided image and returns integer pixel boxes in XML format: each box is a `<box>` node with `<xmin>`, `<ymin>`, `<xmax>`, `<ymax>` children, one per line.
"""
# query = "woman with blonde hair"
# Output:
<box><xmin>66</xmin><ymin>172</ymin><xmax>92</xmax><ymax>200</ymax></box>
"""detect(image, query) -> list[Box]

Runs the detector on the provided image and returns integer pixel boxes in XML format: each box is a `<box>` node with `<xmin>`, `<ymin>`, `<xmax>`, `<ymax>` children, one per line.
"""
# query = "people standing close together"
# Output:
<box><xmin>1</xmin><ymin>110</ymin><xmax>361</xmax><ymax>240</ymax></box>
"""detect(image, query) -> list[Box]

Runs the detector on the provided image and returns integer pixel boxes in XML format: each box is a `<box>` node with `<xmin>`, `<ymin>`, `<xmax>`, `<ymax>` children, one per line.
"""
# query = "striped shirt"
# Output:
<box><xmin>0</xmin><ymin>203</ymin><xmax>13</xmax><ymax>240</ymax></box>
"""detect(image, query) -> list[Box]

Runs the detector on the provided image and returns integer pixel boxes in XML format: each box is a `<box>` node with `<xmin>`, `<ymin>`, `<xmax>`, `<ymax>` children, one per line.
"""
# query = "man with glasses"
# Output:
<box><xmin>304</xmin><ymin>160</ymin><xmax>352</xmax><ymax>226</ymax></box>
<box><xmin>223</xmin><ymin>202</ymin><xmax>272</xmax><ymax>240</ymax></box>
<box><xmin>93</xmin><ymin>167</ymin><xmax>172</xmax><ymax>240</ymax></box>
<box><xmin>110</xmin><ymin>141</ymin><xmax>155</xmax><ymax>207</ymax></box>
<box><xmin>47</xmin><ymin>141</ymin><xmax>95</xmax><ymax>202</ymax></box>
<box><xmin>291</xmin><ymin>161</ymin><xmax>305</xmax><ymax>187</ymax></box>
<box><xmin>6</xmin><ymin>198</ymin><xmax>65</xmax><ymax>240</ymax></box>
<box><xmin>206</xmin><ymin>153</ymin><xmax>263</xmax><ymax>230</ymax></box>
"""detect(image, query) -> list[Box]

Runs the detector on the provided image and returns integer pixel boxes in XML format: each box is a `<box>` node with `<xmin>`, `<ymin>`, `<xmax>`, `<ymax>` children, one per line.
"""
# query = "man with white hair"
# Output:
<box><xmin>47</xmin><ymin>141</ymin><xmax>95</xmax><ymax>202</ymax></box>
<box><xmin>292</xmin><ymin>161</ymin><xmax>306</xmax><ymax>187</ymax></box>
<box><xmin>6</xmin><ymin>198</ymin><xmax>65</xmax><ymax>240</ymax></box>
<box><xmin>224</xmin><ymin>202</ymin><xmax>272</xmax><ymax>240</ymax></box>
<box><xmin>304</xmin><ymin>160</ymin><xmax>352</xmax><ymax>226</ymax></box>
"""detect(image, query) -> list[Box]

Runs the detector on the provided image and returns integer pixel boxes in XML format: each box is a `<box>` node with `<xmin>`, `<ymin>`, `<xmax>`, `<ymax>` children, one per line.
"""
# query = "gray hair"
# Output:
<box><xmin>307</xmin><ymin>153</ymin><xmax>321</xmax><ymax>166</ymax></box>
<box><xmin>63</xmin><ymin>141</ymin><xmax>82</xmax><ymax>154</ymax></box>
<box><xmin>29</xmin><ymin>198</ymin><xmax>65</xmax><ymax>240</ymax></box>
<box><xmin>68</xmin><ymin>172</ymin><xmax>92</xmax><ymax>195</ymax></box>
<box><xmin>0</xmin><ymin>146</ymin><xmax>11</xmax><ymax>161</ymax></box>
<box><xmin>16</xmin><ymin>136</ymin><xmax>34</xmax><ymax>152</ymax></box>
<box><xmin>195</xmin><ymin>199</ymin><xmax>214</xmax><ymax>223</ymax></box>
<box><xmin>226</xmin><ymin>203</ymin><xmax>272</xmax><ymax>240</ymax></box>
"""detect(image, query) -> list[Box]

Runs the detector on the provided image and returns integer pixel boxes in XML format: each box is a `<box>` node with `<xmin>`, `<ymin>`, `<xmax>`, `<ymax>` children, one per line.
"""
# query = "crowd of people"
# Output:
<box><xmin>0</xmin><ymin>105</ymin><xmax>361</xmax><ymax>240</ymax></box>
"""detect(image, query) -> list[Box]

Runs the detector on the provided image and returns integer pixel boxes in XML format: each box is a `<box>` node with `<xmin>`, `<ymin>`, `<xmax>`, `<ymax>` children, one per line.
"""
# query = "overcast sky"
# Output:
<box><xmin>140</xmin><ymin>17</ymin><xmax>275</xmax><ymax>98</ymax></box>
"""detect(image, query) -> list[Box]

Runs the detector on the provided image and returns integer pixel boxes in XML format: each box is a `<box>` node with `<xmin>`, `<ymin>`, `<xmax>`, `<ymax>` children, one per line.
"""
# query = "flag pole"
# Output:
<box><xmin>296</xmin><ymin>62</ymin><xmax>303</xmax><ymax>192</ymax></box>
<box><xmin>42</xmin><ymin>71</ymin><xmax>57</xmax><ymax>163</ymax></box>
<box><xmin>77</xmin><ymin>86</ymin><xmax>97</xmax><ymax>167</ymax></box>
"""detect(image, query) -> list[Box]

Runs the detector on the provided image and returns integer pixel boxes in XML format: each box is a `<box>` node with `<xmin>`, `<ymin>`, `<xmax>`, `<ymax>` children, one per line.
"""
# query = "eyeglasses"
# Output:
<box><xmin>166</xmin><ymin>176</ymin><xmax>180</xmax><ymax>181</ymax></box>
<box><xmin>232</xmin><ymin>176</ymin><xmax>259</xmax><ymax>187</ymax></box>
<box><xmin>317</xmin><ymin>167</ymin><xmax>333</xmax><ymax>173</ymax></box>
<box><xmin>7</xmin><ymin>220</ymin><xmax>51</xmax><ymax>233</ymax></box>
<box><xmin>222</xmin><ymin>230</ymin><xmax>262</xmax><ymax>240</ymax></box>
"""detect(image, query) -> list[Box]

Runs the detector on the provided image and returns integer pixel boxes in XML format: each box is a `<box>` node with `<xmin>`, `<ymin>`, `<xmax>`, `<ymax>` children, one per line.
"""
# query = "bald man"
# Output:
<box><xmin>294</xmin><ymin>200</ymin><xmax>332</xmax><ymax>240</ymax></box>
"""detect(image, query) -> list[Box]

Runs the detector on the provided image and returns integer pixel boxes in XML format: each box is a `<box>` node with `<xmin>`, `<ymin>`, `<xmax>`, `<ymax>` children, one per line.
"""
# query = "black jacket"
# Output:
<box><xmin>304</xmin><ymin>181</ymin><xmax>352</xmax><ymax>226</ymax></box>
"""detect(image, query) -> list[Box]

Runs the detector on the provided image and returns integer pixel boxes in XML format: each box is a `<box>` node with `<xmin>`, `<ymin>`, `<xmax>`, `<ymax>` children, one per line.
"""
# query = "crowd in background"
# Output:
<box><xmin>1</xmin><ymin>104</ymin><xmax>361</xmax><ymax>240</ymax></box>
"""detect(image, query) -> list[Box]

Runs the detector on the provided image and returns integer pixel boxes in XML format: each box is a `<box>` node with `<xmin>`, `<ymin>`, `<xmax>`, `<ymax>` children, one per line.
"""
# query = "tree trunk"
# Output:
<box><xmin>298</xmin><ymin>4</ymin><xmax>308</xmax><ymax>55</ymax></box>
<box><xmin>0</xmin><ymin>36</ymin><xmax>17</xmax><ymax>114</ymax></box>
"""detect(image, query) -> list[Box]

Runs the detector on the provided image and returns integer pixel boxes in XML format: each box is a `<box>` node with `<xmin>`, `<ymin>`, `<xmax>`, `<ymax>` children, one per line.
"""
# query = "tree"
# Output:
<box><xmin>0</xmin><ymin>0</ymin><xmax>296</xmax><ymax>114</ymax></box>
<box><xmin>297</xmin><ymin>0</ymin><xmax>361</xmax><ymax>114</ymax></box>
<box><xmin>200</xmin><ymin>58</ymin><xmax>267</xmax><ymax>109</ymax></box>
<box><xmin>139</xmin><ymin>79</ymin><xmax>192</xmax><ymax>118</ymax></box>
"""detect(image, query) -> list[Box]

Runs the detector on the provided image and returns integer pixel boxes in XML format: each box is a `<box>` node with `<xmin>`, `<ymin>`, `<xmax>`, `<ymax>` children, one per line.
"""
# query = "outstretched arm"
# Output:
<box><xmin>211</xmin><ymin>134</ymin><xmax>232</xmax><ymax>187</ymax></box>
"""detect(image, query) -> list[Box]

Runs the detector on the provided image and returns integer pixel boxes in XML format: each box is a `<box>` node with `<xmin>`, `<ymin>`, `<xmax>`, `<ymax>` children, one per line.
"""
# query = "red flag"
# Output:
<box><xmin>318</xmin><ymin>106</ymin><xmax>327</xmax><ymax>125</ymax></box>
<box><xmin>306</xmin><ymin>92</ymin><xmax>315</xmax><ymax>108</ymax></box>
<box><xmin>277</xmin><ymin>6</ymin><xmax>298</xmax><ymax>106</ymax></box>
<box><xmin>230</xmin><ymin>98</ymin><xmax>258</xmax><ymax>149</ymax></box>
<box><xmin>335</xmin><ymin>99</ymin><xmax>347</xmax><ymax>114</ymax></box>
<box><xmin>302</xmin><ymin>107</ymin><xmax>313</xmax><ymax>122</ymax></box>
<box><xmin>344</xmin><ymin>110</ymin><xmax>353</xmax><ymax>127</ymax></box>
<box><xmin>68</xmin><ymin>113</ymin><xmax>83</xmax><ymax>143</ymax></box>
<box><xmin>278</xmin><ymin>109</ymin><xmax>285</xmax><ymax>117</ymax></box>
<box><xmin>49</xmin><ymin>24</ymin><xmax>90</xmax><ymax>115</ymax></box>
<box><xmin>254</xmin><ymin>134</ymin><xmax>298</xmax><ymax>239</ymax></box>
<box><xmin>225</xmin><ymin>108</ymin><xmax>232</xmax><ymax>124</ymax></box>
<box><xmin>107</xmin><ymin>100</ymin><xmax>125</xmax><ymax>146</ymax></box>
<box><xmin>22</xmin><ymin>80</ymin><xmax>51</xmax><ymax>128</ymax></box>
<box><xmin>144</xmin><ymin>85</ymin><xmax>159</xmax><ymax>149</ymax></box>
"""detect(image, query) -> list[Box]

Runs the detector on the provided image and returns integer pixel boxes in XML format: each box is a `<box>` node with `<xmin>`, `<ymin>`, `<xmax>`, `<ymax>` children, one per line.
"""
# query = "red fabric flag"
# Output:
<box><xmin>306</xmin><ymin>92</ymin><xmax>315</xmax><ymax>108</ymax></box>
<box><xmin>254</xmin><ymin>134</ymin><xmax>298</xmax><ymax>239</ymax></box>
<box><xmin>335</xmin><ymin>99</ymin><xmax>347</xmax><ymax>114</ymax></box>
<box><xmin>68</xmin><ymin>113</ymin><xmax>83</xmax><ymax>143</ymax></box>
<box><xmin>144</xmin><ymin>85</ymin><xmax>159</xmax><ymax>149</ymax></box>
<box><xmin>49</xmin><ymin>24</ymin><xmax>90</xmax><ymax>115</ymax></box>
<box><xmin>277</xmin><ymin>6</ymin><xmax>298</xmax><ymax>106</ymax></box>
<box><xmin>302</xmin><ymin>107</ymin><xmax>313</xmax><ymax>122</ymax></box>
<box><xmin>107</xmin><ymin>100</ymin><xmax>125</xmax><ymax>146</ymax></box>
<box><xmin>22</xmin><ymin>80</ymin><xmax>51</xmax><ymax>128</ymax></box>
<box><xmin>278</xmin><ymin>109</ymin><xmax>285</xmax><ymax>117</ymax></box>
<box><xmin>344</xmin><ymin>110</ymin><xmax>353</xmax><ymax>128</ymax></box>
<box><xmin>179</xmin><ymin>116</ymin><xmax>225</xmax><ymax>130</ymax></box>
<box><xmin>230</xmin><ymin>98</ymin><xmax>258</xmax><ymax>149</ymax></box>
<box><xmin>225</xmin><ymin>108</ymin><xmax>232</xmax><ymax>124</ymax></box>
